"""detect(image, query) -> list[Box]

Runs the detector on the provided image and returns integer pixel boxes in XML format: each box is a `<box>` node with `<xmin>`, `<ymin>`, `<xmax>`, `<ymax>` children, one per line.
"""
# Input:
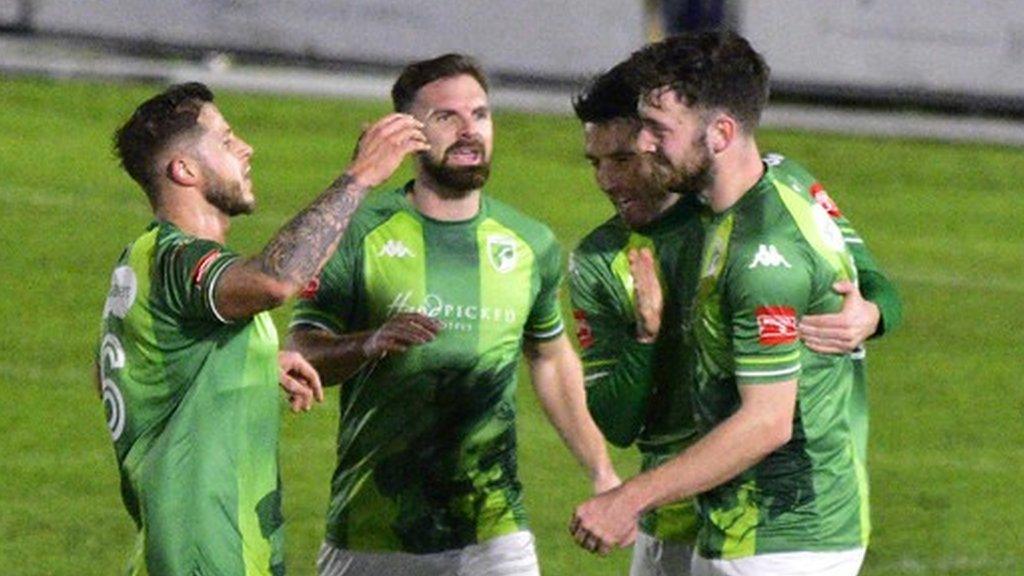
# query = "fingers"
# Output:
<box><xmin>278</xmin><ymin>351</ymin><xmax>324</xmax><ymax>410</ymax></box>
<box><xmin>284</xmin><ymin>351</ymin><xmax>324</xmax><ymax>402</ymax></box>
<box><xmin>831</xmin><ymin>280</ymin><xmax>857</xmax><ymax>296</ymax></box>
<box><xmin>799</xmin><ymin>320</ymin><xmax>860</xmax><ymax>354</ymax></box>
<box><xmin>364</xmin><ymin>313</ymin><xmax>443</xmax><ymax>357</ymax></box>
<box><xmin>348</xmin><ymin>113</ymin><xmax>431</xmax><ymax>187</ymax></box>
<box><xmin>569</xmin><ymin>516</ymin><xmax>610</xmax><ymax>556</ymax></box>
<box><xmin>279</xmin><ymin>371</ymin><xmax>313</xmax><ymax>412</ymax></box>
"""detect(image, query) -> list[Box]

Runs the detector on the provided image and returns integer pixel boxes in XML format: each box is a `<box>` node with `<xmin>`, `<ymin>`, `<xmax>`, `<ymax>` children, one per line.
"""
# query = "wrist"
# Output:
<box><xmin>341</xmin><ymin>169</ymin><xmax>374</xmax><ymax>192</ymax></box>
<box><xmin>635</xmin><ymin>332</ymin><xmax>657</xmax><ymax>344</ymax></box>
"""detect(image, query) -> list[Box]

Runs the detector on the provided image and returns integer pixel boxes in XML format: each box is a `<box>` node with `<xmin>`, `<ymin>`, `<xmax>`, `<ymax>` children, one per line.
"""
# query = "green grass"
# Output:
<box><xmin>1</xmin><ymin>75</ymin><xmax>1022</xmax><ymax>575</ymax></box>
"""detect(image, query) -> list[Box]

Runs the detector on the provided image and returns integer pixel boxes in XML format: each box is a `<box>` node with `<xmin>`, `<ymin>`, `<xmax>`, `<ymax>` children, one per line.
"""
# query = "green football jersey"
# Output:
<box><xmin>96</xmin><ymin>221</ymin><xmax>284</xmax><ymax>575</ymax></box>
<box><xmin>569</xmin><ymin>193</ymin><xmax>706</xmax><ymax>542</ymax></box>
<box><xmin>290</xmin><ymin>185</ymin><xmax>564</xmax><ymax>554</ymax></box>
<box><xmin>693</xmin><ymin>165</ymin><xmax>869</xmax><ymax>559</ymax></box>
<box><xmin>569</xmin><ymin>154</ymin><xmax>898</xmax><ymax>545</ymax></box>
<box><xmin>765</xmin><ymin>153</ymin><xmax>902</xmax><ymax>464</ymax></box>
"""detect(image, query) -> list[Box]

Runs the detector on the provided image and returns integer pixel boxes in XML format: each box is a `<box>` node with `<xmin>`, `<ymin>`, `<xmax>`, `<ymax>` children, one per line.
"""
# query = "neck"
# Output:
<box><xmin>705</xmin><ymin>137</ymin><xmax>764</xmax><ymax>213</ymax></box>
<box><xmin>411</xmin><ymin>173</ymin><xmax>481</xmax><ymax>221</ymax></box>
<box><xmin>153</xmin><ymin>186</ymin><xmax>231</xmax><ymax>244</ymax></box>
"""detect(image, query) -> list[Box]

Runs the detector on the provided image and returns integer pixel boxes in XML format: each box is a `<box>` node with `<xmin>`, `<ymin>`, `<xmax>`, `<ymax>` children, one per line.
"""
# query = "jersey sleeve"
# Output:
<box><xmin>725</xmin><ymin>241</ymin><xmax>813</xmax><ymax>386</ymax></box>
<box><xmin>774</xmin><ymin>154</ymin><xmax>904</xmax><ymax>338</ymax></box>
<box><xmin>568</xmin><ymin>249</ymin><xmax>655</xmax><ymax>448</ymax></box>
<box><xmin>523</xmin><ymin>234</ymin><xmax>565</xmax><ymax>341</ymax></box>
<box><xmin>289</xmin><ymin>232</ymin><xmax>361</xmax><ymax>335</ymax></box>
<box><xmin>157</xmin><ymin>236</ymin><xmax>240</xmax><ymax>324</ymax></box>
<box><xmin>808</xmin><ymin>185</ymin><xmax>903</xmax><ymax>338</ymax></box>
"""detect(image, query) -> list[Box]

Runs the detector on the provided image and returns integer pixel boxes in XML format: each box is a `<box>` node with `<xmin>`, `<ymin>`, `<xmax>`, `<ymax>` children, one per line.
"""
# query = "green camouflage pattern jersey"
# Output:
<box><xmin>96</xmin><ymin>221</ymin><xmax>284</xmax><ymax>575</ymax></box>
<box><xmin>569</xmin><ymin>154</ymin><xmax>899</xmax><ymax>544</ymax></box>
<box><xmin>291</xmin><ymin>185</ymin><xmax>564</xmax><ymax>554</ymax></box>
<box><xmin>764</xmin><ymin>153</ymin><xmax>902</xmax><ymax>464</ymax></box>
<box><xmin>693</xmin><ymin>164</ymin><xmax>869</xmax><ymax>559</ymax></box>
<box><xmin>569</xmin><ymin>193</ymin><xmax>706</xmax><ymax>542</ymax></box>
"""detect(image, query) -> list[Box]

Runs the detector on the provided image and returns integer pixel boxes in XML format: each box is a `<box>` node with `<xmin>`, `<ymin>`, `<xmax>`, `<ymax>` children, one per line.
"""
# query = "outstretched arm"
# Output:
<box><xmin>215</xmin><ymin>114</ymin><xmax>430</xmax><ymax>320</ymax></box>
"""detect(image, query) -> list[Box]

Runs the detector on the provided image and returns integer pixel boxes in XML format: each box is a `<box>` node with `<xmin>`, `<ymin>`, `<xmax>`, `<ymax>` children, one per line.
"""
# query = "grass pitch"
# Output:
<box><xmin>0</xmin><ymin>76</ymin><xmax>1021</xmax><ymax>575</ymax></box>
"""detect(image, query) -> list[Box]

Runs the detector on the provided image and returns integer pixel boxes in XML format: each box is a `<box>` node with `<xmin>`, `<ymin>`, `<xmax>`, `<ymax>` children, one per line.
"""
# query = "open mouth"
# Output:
<box><xmin>446</xmin><ymin>145</ymin><xmax>484</xmax><ymax>166</ymax></box>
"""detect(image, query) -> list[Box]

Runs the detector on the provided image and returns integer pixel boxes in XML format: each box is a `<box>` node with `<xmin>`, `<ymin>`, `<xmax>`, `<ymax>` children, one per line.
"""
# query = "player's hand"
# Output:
<box><xmin>570</xmin><ymin>485</ymin><xmax>640</xmax><ymax>556</ymax></box>
<box><xmin>346</xmin><ymin>113</ymin><xmax>430</xmax><ymax>188</ymax></box>
<box><xmin>362</xmin><ymin>312</ymin><xmax>442</xmax><ymax>359</ymax></box>
<box><xmin>278</xmin><ymin>351</ymin><xmax>324</xmax><ymax>413</ymax></box>
<box><xmin>629</xmin><ymin>248</ymin><xmax>662</xmax><ymax>343</ymax></box>
<box><xmin>799</xmin><ymin>280</ymin><xmax>880</xmax><ymax>354</ymax></box>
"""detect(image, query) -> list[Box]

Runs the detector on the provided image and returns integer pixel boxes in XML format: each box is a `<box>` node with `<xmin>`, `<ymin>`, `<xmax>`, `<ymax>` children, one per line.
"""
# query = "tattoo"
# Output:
<box><xmin>254</xmin><ymin>173</ymin><xmax>367</xmax><ymax>285</ymax></box>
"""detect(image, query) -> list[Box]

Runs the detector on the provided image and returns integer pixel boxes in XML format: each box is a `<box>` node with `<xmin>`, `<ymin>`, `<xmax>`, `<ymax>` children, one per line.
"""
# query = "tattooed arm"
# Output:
<box><xmin>214</xmin><ymin>113</ymin><xmax>429</xmax><ymax>320</ymax></box>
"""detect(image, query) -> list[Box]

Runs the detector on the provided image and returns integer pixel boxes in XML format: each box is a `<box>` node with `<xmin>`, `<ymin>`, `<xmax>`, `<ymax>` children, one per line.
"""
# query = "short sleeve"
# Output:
<box><xmin>523</xmin><ymin>235</ymin><xmax>565</xmax><ymax>341</ymax></box>
<box><xmin>725</xmin><ymin>240</ymin><xmax>813</xmax><ymax>385</ymax></box>
<box><xmin>157</xmin><ymin>237</ymin><xmax>239</xmax><ymax>324</ymax></box>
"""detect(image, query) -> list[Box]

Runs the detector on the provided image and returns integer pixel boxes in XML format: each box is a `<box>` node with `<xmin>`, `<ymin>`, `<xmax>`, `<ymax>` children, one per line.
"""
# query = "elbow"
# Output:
<box><xmin>260</xmin><ymin>278</ymin><xmax>298</xmax><ymax>308</ymax></box>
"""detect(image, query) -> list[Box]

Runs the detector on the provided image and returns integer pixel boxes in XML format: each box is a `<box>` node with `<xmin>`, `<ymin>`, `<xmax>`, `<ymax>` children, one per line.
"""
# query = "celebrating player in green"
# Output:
<box><xmin>98</xmin><ymin>82</ymin><xmax>428</xmax><ymax>575</ymax></box>
<box><xmin>288</xmin><ymin>54</ymin><xmax>619</xmax><ymax>576</ymax></box>
<box><xmin>570</xmin><ymin>32</ymin><xmax>896</xmax><ymax>576</ymax></box>
<box><xmin>569</xmin><ymin>62</ymin><xmax>901</xmax><ymax>575</ymax></box>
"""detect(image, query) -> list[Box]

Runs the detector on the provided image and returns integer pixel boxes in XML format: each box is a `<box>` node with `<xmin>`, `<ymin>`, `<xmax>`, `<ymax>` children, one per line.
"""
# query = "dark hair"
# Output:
<box><xmin>572</xmin><ymin>61</ymin><xmax>639</xmax><ymax>124</ymax></box>
<box><xmin>625</xmin><ymin>30</ymin><xmax>770</xmax><ymax>131</ymax></box>
<box><xmin>391</xmin><ymin>53</ymin><xmax>489</xmax><ymax>112</ymax></box>
<box><xmin>113</xmin><ymin>82</ymin><xmax>214</xmax><ymax>199</ymax></box>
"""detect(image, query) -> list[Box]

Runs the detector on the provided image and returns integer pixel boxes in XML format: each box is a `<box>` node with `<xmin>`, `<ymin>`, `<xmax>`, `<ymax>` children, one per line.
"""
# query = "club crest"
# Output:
<box><xmin>487</xmin><ymin>235</ymin><xmax>517</xmax><ymax>274</ymax></box>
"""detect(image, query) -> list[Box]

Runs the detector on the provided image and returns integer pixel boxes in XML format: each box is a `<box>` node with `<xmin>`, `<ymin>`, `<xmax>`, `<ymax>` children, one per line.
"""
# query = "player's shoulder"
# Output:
<box><xmin>482</xmin><ymin>194</ymin><xmax>558</xmax><ymax>250</ymax></box>
<box><xmin>763</xmin><ymin>152</ymin><xmax>816</xmax><ymax>188</ymax></box>
<box><xmin>575</xmin><ymin>214</ymin><xmax>628</xmax><ymax>258</ymax></box>
<box><xmin>764</xmin><ymin>153</ymin><xmax>846</xmax><ymax>219</ymax></box>
<box><xmin>345</xmin><ymin>185</ymin><xmax>413</xmax><ymax>240</ymax></box>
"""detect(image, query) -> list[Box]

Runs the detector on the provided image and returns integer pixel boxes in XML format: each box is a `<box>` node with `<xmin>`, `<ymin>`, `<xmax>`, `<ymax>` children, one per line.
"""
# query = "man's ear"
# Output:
<box><xmin>165</xmin><ymin>153</ymin><xmax>200</xmax><ymax>187</ymax></box>
<box><xmin>707</xmin><ymin>114</ymin><xmax>737</xmax><ymax>155</ymax></box>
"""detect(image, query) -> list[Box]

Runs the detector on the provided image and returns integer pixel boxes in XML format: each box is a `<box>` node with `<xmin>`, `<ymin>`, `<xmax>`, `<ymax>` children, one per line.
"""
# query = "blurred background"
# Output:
<box><xmin>1</xmin><ymin>1</ymin><xmax>1022</xmax><ymax>575</ymax></box>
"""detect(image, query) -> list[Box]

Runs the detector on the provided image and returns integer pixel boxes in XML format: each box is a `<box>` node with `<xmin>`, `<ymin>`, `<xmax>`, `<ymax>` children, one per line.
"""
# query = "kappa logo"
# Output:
<box><xmin>748</xmin><ymin>244</ymin><xmax>792</xmax><ymax>269</ymax></box>
<box><xmin>378</xmin><ymin>240</ymin><xmax>414</xmax><ymax>258</ymax></box>
<box><xmin>487</xmin><ymin>235</ymin><xmax>517</xmax><ymax>274</ymax></box>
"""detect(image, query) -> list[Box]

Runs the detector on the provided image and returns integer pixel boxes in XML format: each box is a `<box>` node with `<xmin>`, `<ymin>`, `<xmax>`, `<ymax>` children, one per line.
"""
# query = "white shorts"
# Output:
<box><xmin>630</xmin><ymin>531</ymin><xmax>695</xmax><ymax>576</ymax></box>
<box><xmin>691</xmin><ymin>547</ymin><xmax>866</xmax><ymax>576</ymax></box>
<box><xmin>317</xmin><ymin>531</ymin><xmax>541</xmax><ymax>576</ymax></box>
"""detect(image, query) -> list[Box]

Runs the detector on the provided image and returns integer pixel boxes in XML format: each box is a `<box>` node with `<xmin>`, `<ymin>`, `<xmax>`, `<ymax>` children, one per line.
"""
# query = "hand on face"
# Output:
<box><xmin>347</xmin><ymin>113</ymin><xmax>431</xmax><ymax>188</ymax></box>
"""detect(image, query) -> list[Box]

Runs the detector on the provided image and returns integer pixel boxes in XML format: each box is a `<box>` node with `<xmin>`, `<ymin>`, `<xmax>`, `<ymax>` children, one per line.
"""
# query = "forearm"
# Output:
<box><xmin>621</xmin><ymin>396</ymin><xmax>792</xmax><ymax>513</ymax></box>
<box><xmin>285</xmin><ymin>327</ymin><xmax>374</xmax><ymax>386</ymax></box>
<box><xmin>250</xmin><ymin>173</ymin><xmax>368</xmax><ymax>291</ymax></box>
<box><xmin>583</xmin><ymin>339</ymin><xmax>655</xmax><ymax>447</ymax></box>
<box><xmin>531</xmin><ymin>348</ymin><xmax>616</xmax><ymax>483</ymax></box>
<box><xmin>216</xmin><ymin>174</ymin><xmax>371</xmax><ymax>320</ymax></box>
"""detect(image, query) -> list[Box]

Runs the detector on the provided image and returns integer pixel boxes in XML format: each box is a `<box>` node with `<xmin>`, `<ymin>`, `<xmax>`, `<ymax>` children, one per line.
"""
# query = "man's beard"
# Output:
<box><xmin>419</xmin><ymin>140</ymin><xmax>491</xmax><ymax>198</ymax></box>
<box><xmin>203</xmin><ymin>169</ymin><xmax>253</xmax><ymax>216</ymax></box>
<box><xmin>652</xmin><ymin>133</ymin><xmax>715</xmax><ymax>196</ymax></box>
